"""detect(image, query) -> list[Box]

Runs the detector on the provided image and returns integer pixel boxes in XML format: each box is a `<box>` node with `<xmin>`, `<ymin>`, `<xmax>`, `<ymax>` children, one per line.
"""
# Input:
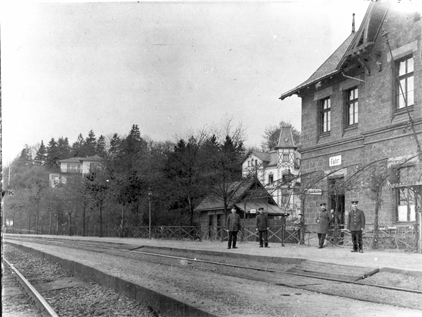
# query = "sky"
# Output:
<box><xmin>1</xmin><ymin>0</ymin><xmax>370</xmax><ymax>163</ymax></box>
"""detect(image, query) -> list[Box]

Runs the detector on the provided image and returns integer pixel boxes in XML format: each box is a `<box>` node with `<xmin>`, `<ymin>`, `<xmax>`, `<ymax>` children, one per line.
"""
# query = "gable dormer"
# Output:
<box><xmin>340</xmin><ymin>1</ymin><xmax>390</xmax><ymax>75</ymax></box>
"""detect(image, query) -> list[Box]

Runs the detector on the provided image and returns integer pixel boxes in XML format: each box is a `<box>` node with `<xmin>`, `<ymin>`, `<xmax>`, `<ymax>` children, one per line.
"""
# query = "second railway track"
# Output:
<box><xmin>4</xmin><ymin>235</ymin><xmax>422</xmax><ymax>315</ymax></box>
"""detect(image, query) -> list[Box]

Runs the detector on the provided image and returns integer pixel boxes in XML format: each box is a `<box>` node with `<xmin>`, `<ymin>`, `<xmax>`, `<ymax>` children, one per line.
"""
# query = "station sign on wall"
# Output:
<box><xmin>305</xmin><ymin>189</ymin><xmax>322</xmax><ymax>195</ymax></box>
<box><xmin>329</xmin><ymin>155</ymin><xmax>342</xmax><ymax>167</ymax></box>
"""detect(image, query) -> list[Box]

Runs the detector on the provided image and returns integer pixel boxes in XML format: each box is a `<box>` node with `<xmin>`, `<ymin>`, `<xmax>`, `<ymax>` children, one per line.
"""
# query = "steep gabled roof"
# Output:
<box><xmin>279</xmin><ymin>34</ymin><xmax>355</xmax><ymax>100</ymax></box>
<box><xmin>249</xmin><ymin>151</ymin><xmax>278</xmax><ymax>166</ymax></box>
<box><xmin>195</xmin><ymin>178</ymin><xmax>280</xmax><ymax>212</ymax></box>
<box><xmin>279</xmin><ymin>1</ymin><xmax>390</xmax><ymax>100</ymax></box>
<box><xmin>252</xmin><ymin>151</ymin><xmax>272</xmax><ymax>162</ymax></box>
<box><xmin>343</xmin><ymin>0</ymin><xmax>390</xmax><ymax>58</ymax></box>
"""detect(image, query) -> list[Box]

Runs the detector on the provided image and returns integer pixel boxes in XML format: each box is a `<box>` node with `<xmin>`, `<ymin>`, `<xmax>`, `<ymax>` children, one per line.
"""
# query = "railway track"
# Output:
<box><xmin>127</xmin><ymin>248</ymin><xmax>422</xmax><ymax>295</ymax></box>
<box><xmin>2</xmin><ymin>258</ymin><xmax>59</xmax><ymax>317</ymax></box>
<box><xmin>5</xmin><ymin>235</ymin><xmax>422</xmax><ymax>313</ymax></box>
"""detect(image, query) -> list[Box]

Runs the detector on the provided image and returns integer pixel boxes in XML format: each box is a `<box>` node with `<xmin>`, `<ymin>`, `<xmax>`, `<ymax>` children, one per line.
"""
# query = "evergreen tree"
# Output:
<box><xmin>203</xmin><ymin>133</ymin><xmax>246</xmax><ymax>240</ymax></box>
<box><xmin>46</xmin><ymin>138</ymin><xmax>60</xmax><ymax>170</ymax></box>
<box><xmin>164</xmin><ymin>136</ymin><xmax>206</xmax><ymax>225</ymax></box>
<box><xmin>96</xmin><ymin>135</ymin><xmax>107</xmax><ymax>157</ymax></box>
<box><xmin>18</xmin><ymin>146</ymin><xmax>33</xmax><ymax>167</ymax></box>
<box><xmin>84</xmin><ymin>130</ymin><xmax>97</xmax><ymax>156</ymax></box>
<box><xmin>121</xmin><ymin>124</ymin><xmax>147</xmax><ymax>171</ymax></box>
<box><xmin>109</xmin><ymin>133</ymin><xmax>122</xmax><ymax>159</ymax></box>
<box><xmin>34</xmin><ymin>141</ymin><xmax>47</xmax><ymax>166</ymax></box>
<box><xmin>72</xmin><ymin>134</ymin><xmax>85</xmax><ymax>157</ymax></box>
<box><xmin>57</xmin><ymin>137</ymin><xmax>71</xmax><ymax>159</ymax></box>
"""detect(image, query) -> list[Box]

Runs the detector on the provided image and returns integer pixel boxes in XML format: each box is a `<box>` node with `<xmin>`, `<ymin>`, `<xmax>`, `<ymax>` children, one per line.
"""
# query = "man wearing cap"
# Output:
<box><xmin>347</xmin><ymin>201</ymin><xmax>366</xmax><ymax>253</ymax></box>
<box><xmin>256</xmin><ymin>207</ymin><xmax>270</xmax><ymax>247</ymax></box>
<box><xmin>226</xmin><ymin>207</ymin><xmax>241</xmax><ymax>249</ymax></box>
<box><xmin>316</xmin><ymin>203</ymin><xmax>332</xmax><ymax>249</ymax></box>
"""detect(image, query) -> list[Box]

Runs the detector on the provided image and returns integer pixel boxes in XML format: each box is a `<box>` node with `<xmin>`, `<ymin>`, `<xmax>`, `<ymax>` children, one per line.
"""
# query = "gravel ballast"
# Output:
<box><xmin>3</xmin><ymin>244</ymin><xmax>162</xmax><ymax>317</ymax></box>
<box><xmin>4</xmin><ymin>239</ymin><xmax>422</xmax><ymax>317</ymax></box>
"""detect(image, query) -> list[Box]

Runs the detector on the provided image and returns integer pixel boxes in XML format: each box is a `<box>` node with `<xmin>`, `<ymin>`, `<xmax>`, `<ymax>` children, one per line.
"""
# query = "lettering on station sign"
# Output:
<box><xmin>305</xmin><ymin>189</ymin><xmax>323</xmax><ymax>195</ymax></box>
<box><xmin>329</xmin><ymin>155</ymin><xmax>342</xmax><ymax>167</ymax></box>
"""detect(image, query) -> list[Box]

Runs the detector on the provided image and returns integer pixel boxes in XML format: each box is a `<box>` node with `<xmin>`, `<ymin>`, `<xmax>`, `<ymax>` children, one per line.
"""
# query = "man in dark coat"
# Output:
<box><xmin>256</xmin><ymin>207</ymin><xmax>270</xmax><ymax>248</ymax></box>
<box><xmin>226</xmin><ymin>207</ymin><xmax>241</xmax><ymax>249</ymax></box>
<box><xmin>347</xmin><ymin>201</ymin><xmax>366</xmax><ymax>253</ymax></box>
<box><xmin>316</xmin><ymin>203</ymin><xmax>332</xmax><ymax>248</ymax></box>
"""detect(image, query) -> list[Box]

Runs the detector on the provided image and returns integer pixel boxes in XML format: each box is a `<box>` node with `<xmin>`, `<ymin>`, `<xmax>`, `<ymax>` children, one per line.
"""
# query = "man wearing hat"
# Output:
<box><xmin>256</xmin><ymin>207</ymin><xmax>270</xmax><ymax>247</ymax></box>
<box><xmin>347</xmin><ymin>201</ymin><xmax>366</xmax><ymax>253</ymax></box>
<box><xmin>226</xmin><ymin>207</ymin><xmax>241</xmax><ymax>249</ymax></box>
<box><xmin>316</xmin><ymin>202</ymin><xmax>332</xmax><ymax>249</ymax></box>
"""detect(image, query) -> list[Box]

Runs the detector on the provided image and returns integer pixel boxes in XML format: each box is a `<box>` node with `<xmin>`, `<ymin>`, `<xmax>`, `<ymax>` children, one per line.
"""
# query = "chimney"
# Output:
<box><xmin>352</xmin><ymin>13</ymin><xmax>355</xmax><ymax>33</ymax></box>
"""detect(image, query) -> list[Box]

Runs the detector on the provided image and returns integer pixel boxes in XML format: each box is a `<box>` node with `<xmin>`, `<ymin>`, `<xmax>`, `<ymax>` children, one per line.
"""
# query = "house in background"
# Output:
<box><xmin>280</xmin><ymin>0</ymin><xmax>422</xmax><ymax>235</ymax></box>
<box><xmin>242</xmin><ymin>125</ymin><xmax>301</xmax><ymax>216</ymax></box>
<box><xmin>49</xmin><ymin>155</ymin><xmax>103</xmax><ymax>188</ymax></box>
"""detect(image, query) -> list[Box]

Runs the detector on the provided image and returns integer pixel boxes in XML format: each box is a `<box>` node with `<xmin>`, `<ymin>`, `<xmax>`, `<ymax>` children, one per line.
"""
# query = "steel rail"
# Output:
<box><xmin>128</xmin><ymin>249</ymin><xmax>422</xmax><ymax>295</ymax></box>
<box><xmin>2</xmin><ymin>258</ymin><xmax>59</xmax><ymax>317</ymax></box>
<box><xmin>6</xmin><ymin>236</ymin><xmax>422</xmax><ymax>295</ymax></box>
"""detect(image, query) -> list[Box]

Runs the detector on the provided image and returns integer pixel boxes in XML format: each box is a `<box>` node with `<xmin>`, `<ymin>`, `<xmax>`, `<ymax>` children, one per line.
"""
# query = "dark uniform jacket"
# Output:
<box><xmin>256</xmin><ymin>213</ymin><xmax>269</xmax><ymax>231</ymax></box>
<box><xmin>316</xmin><ymin>209</ymin><xmax>332</xmax><ymax>234</ymax></box>
<box><xmin>347</xmin><ymin>209</ymin><xmax>365</xmax><ymax>231</ymax></box>
<box><xmin>226</xmin><ymin>213</ymin><xmax>241</xmax><ymax>232</ymax></box>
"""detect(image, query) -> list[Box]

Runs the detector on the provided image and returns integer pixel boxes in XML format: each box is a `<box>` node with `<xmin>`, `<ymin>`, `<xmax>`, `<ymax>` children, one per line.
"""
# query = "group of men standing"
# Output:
<box><xmin>226</xmin><ymin>207</ymin><xmax>270</xmax><ymax>249</ymax></box>
<box><xmin>315</xmin><ymin>201</ymin><xmax>366</xmax><ymax>252</ymax></box>
<box><xmin>227</xmin><ymin>201</ymin><xmax>366</xmax><ymax>253</ymax></box>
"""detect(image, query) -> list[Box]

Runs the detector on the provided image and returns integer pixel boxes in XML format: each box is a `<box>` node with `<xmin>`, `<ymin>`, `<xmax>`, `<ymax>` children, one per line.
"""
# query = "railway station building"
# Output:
<box><xmin>279</xmin><ymin>0</ymin><xmax>422</xmax><ymax>242</ymax></box>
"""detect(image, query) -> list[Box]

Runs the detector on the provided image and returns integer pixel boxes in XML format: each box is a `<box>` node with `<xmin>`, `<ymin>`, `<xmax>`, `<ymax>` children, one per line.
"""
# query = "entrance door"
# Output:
<box><xmin>329</xmin><ymin>178</ymin><xmax>345</xmax><ymax>228</ymax></box>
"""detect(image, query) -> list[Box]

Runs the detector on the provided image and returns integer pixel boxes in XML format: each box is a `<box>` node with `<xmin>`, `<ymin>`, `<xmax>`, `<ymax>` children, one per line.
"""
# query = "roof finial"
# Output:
<box><xmin>352</xmin><ymin>13</ymin><xmax>355</xmax><ymax>33</ymax></box>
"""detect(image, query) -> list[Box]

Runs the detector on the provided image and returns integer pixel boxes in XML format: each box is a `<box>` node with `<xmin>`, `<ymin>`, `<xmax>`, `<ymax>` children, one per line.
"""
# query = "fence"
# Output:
<box><xmin>324</xmin><ymin>225</ymin><xmax>419</xmax><ymax>251</ymax></box>
<box><xmin>116</xmin><ymin>226</ymin><xmax>201</xmax><ymax>240</ymax></box>
<box><xmin>4</xmin><ymin>223</ymin><xmax>418</xmax><ymax>251</ymax></box>
<box><xmin>203</xmin><ymin>224</ymin><xmax>312</xmax><ymax>245</ymax></box>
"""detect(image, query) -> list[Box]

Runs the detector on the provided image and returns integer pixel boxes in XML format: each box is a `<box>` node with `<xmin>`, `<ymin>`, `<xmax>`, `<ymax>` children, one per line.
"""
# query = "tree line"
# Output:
<box><xmin>3</xmin><ymin>120</ymin><xmax>272</xmax><ymax>237</ymax></box>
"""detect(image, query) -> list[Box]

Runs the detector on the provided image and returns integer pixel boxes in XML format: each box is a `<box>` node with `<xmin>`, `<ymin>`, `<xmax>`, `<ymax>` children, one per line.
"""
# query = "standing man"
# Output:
<box><xmin>256</xmin><ymin>207</ymin><xmax>270</xmax><ymax>248</ymax></box>
<box><xmin>347</xmin><ymin>201</ymin><xmax>366</xmax><ymax>253</ymax></box>
<box><xmin>226</xmin><ymin>207</ymin><xmax>241</xmax><ymax>249</ymax></box>
<box><xmin>316</xmin><ymin>203</ymin><xmax>332</xmax><ymax>249</ymax></box>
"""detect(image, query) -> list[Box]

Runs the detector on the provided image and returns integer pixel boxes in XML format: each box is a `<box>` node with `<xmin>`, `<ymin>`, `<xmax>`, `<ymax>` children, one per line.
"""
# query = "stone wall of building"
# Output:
<box><xmin>297</xmin><ymin>5</ymin><xmax>421</xmax><ymax>230</ymax></box>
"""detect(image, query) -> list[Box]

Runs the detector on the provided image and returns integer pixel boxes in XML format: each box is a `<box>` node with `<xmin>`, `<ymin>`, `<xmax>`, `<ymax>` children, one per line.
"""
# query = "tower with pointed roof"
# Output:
<box><xmin>275</xmin><ymin>125</ymin><xmax>298</xmax><ymax>183</ymax></box>
<box><xmin>242</xmin><ymin>125</ymin><xmax>301</xmax><ymax>211</ymax></box>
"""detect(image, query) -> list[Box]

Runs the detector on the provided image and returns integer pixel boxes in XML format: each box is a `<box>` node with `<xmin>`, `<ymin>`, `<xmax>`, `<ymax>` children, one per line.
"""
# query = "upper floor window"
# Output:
<box><xmin>346</xmin><ymin>87</ymin><xmax>358</xmax><ymax>126</ymax></box>
<box><xmin>67</xmin><ymin>163</ymin><xmax>80</xmax><ymax>173</ymax></box>
<box><xmin>320</xmin><ymin>97</ymin><xmax>331</xmax><ymax>133</ymax></box>
<box><xmin>396</xmin><ymin>56</ymin><xmax>414</xmax><ymax>109</ymax></box>
<box><xmin>282</xmin><ymin>154</ymin><xmax>289</xmax><ymax>161</ymax></box>
<box><xmin>268</xmin><ymin>174</ymin><xmax>274</xmax><ymax>184</ymax></box>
